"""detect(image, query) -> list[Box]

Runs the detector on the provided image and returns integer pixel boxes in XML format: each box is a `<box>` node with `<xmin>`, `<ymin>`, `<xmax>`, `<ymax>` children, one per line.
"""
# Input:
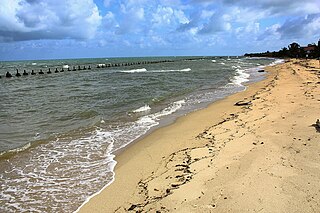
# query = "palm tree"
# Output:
<box><xmin>288</xmin><ymin>42</ymin><xmax>301</xmax><ymax>58</ymax></box>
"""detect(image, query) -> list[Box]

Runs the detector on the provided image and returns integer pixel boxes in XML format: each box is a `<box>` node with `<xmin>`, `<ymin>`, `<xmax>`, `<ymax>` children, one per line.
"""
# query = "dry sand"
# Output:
<box><xmin>79</xmin><ymin>59</ymin><xmax>320</xmax><ymax>213</ymax></box>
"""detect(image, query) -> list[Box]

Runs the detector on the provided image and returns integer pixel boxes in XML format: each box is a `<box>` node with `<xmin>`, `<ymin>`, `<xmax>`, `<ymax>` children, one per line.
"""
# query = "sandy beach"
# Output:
<box><xmin>79</xmin><ymin>59</ymin><xmax>320</xmax><ymax>212</ymax></box>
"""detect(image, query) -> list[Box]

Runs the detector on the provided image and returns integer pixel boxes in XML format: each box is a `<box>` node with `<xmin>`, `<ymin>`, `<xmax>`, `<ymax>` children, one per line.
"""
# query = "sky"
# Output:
<box><xmin>0</xmin><ymin>0</ymin><xmax>319</xmax><ymax>61</ymax></box>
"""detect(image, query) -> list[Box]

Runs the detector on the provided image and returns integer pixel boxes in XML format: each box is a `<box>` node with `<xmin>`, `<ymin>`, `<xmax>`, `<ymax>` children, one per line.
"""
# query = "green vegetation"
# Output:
<box><xmin>245</xmin><ymin>39</ymin><xmax>320</xmax><ymax>59</ymax></box>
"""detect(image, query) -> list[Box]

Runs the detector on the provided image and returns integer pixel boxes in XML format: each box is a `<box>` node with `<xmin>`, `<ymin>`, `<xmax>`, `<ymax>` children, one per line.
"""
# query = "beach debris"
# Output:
<box><xmin>313</xmin><ymin>119</ymin><xmax>320</xmax><ymax>132</ymax></box>
<box><xmin>258</xmin><ymin>69</ymin><xmax>265</xmax><ymax>72</ymax></box>
<box><xmin>234</xmin><ymin>100</ymin><xmax>252</xmax><ymax>106</ymax></box>
<box><xmin>128</xmin><ymin>204</ymin><xmax>138</xmax><ymax>211</ymax></box>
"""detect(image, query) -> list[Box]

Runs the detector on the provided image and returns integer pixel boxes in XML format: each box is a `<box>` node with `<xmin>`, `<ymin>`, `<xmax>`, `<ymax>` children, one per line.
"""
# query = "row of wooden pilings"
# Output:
<box><xmin>0</xmin><ymin>59</ymin><xmax>175</xmax><ymax>79</ymax></box>
<box><xmin>96</xmin><ymin>59</ymin><xmax>173</xmax><ymax>68</ymax></box>
<box><xmin>0</xmin><ymin>57</ymin><xmax>220</xmax><ymax>79</ymax></box>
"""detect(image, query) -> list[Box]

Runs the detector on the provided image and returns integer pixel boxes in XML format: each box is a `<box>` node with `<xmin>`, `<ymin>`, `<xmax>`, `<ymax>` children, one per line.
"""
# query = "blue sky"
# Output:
<box><xmin>0</xmin><ymin>0</ymin><xmax>319</xmax><ymax>61</ymax></box>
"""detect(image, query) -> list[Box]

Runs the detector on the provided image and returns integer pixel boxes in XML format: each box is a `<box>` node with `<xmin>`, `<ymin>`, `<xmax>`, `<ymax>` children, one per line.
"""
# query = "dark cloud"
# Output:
<box><xmin>258</xmin><ymin>13</ymin><xmax>320</xmax><ymax>40</ymax></box>
<box><xmin>192</xmin><ymin>0</ymin><xmax>319</xmax><ymax>16</ymax></box>
<box><xmin>277</xmin><ymin>13</ymin><xmax>320</xmax><ymax>39</ymax></box>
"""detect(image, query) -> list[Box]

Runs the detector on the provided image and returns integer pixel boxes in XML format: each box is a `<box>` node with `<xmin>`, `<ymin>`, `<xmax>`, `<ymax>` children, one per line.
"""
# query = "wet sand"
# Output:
<box><xmin>79</xmin><ymin>59</ymin><xmax>320</xmax><ymax>212</ymax></box>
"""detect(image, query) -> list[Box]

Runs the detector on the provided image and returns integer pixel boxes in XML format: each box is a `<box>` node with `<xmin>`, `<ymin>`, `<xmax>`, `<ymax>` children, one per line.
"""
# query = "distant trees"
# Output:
<box><xmin>278</xmin><ymin>47</ymin><xmax>288</xmax><ymax>57</ymax></box>
<box><xmin>244</xmin><ymin>39</ymin><xmax>320</xmax><ymax>59</ymax></box>
<box><xmin>288</xmin><ymin>42</ymin><xmax>301</xmax><ymax>58</ymax></box>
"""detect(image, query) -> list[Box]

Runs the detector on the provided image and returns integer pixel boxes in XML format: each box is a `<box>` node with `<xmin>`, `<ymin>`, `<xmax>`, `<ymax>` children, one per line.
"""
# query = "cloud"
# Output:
<box><xmin>0</xmin><ymin>0</ymin><xmax>102</xmax><ymax>42</ymax></box>
<box><xmin>198</xmin><ymin>11</ymin><xmax>231</xmax><ymax>34</ymax></box>
<box><xmin>152</xmin><ymin>6</ymin><xmax>188</xmax><ymax>28</ymax></box>
<box><xmin>222</xmin><ymin>0</ymin><xmax>320</xmax><ymax>16</ymax></box>
<box><xmin>257</xmin><ymin>13</ymin><xmax>320</xmax><ymax>41</ymax></box>
<box><xmin>102</xmin><ymin>11</ymin><xmax>117</xmax><ymax>28</ymax></box>
<box><xmin>115</xmin><ymin>5</ymin><xmax>145</xmax><ymax>35</ymax></box>
<box><xmin>277</xmin><ymin>14</ymin><xmax>320</xmax><ymax>39</ymax></box>
<box><xmin>257</xmin><ymin>23</ymin><xmax>280</xmax><ymax>40</ymax></box>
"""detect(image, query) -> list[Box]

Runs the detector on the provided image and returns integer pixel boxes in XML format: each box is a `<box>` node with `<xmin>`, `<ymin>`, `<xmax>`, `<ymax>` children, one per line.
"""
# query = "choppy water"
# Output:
<box><xmin>0</xmin><ymin>56</ymin><xmax>282</xmax><ymax>212</ymax></box>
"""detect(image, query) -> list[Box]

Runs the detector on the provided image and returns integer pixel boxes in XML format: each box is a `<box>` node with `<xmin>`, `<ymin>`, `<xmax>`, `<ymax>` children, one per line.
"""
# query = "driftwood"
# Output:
<box><xmin>234</xmin><ymin>100</ymin><xmax>252</xmax><ymax>106</ymax></box>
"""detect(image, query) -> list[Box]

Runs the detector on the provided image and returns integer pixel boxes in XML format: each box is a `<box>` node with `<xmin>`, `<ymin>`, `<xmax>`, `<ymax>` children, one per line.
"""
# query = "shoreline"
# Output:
<box><xmin>81</xmin><ymin>59</ymin><xmax>320</xmax><ymax>212</ymax></box>
<box><xmin>74</xmin><ymin>59</ymin><xmax>273</xmax><ymax>212</ymax></box>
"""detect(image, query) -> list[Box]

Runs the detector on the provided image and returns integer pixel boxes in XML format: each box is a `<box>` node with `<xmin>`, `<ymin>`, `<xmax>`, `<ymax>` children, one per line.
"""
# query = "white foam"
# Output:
<box><xmin>62</xmin><ymin>65</ymin><xmax>69</xmax><ymax>69</ymax></box>
<box><xmin>121</xmin><ymin>68</ymin><xmax>191</xmax><ymax>73</ymax></box>
<box><xmin>133</xmin><ymin>105</ymin><xmax>151</xmax><ymax>113</ymax></box>
<box><xmin>31</xmin><ymin>63</ymin><xmax>37</xmax><ymax>65</ymax></box>
<box><xmin>1</xmin><ymin>129</ymin><xmax>118</xmax><ymax>212</ymax></box>
<box><xmin>74</xmin><ymin>134</ymin><xmax>116</xmax><ymax>213</ymax></box>
<box><xmin>231</xmin><ymin>69</ymin><xmax>250</xmax><ymax>86</ymax></box>
<box><xmin>75</xmin><ymin>99</ymin><xmax>186</xmax><ymax>212</ymax></box>
<box><xmin>179</xmin><ymin>68</ymin><xmax>191</xmax><ymax>72</ymax></box>
<box><xmin>232</xmin><ymin>65</ymin><xmax>242</xmax><ymax>69</ymax></box>
<box><xmin>151</xmin><ymin>100</ymin><xmax>185</xmax><ymax>119</ymax></box>
<box><xmin>121</xmin><ymin>68</ymin><xmax>147</xmax><ymax>73</ymax></box>
<box><xmin>151</xmin><ymin>68</ymin><xmax>191</xmax><ymax>72</ymax></box>
<box><xmin>212</xmin><ymin>60</ymin><xmax>216</xmax><ymax>63</ymax></box>
<box><xmin>220</xmin><ymin>62</ymin><xmax>225</xmax><ymax>65</ymax></box>
<box><xmin>97</xmin><ymin>64</ymin><xmax>106</xmax><ymax>68</ymax></box>
<box><xmin>230</xmin><ymin>58</ymin><xmax>283</xmax><ymax>87</ymax></box>
<box><xmin>269</xmin><ymin>59</ymin><xmax>285</xmax><ymax>66</ymax></box>
<box><xmin>0</xmin><ymin>142</ymin><xmax>32</xmax><ymax>157</ymax></box>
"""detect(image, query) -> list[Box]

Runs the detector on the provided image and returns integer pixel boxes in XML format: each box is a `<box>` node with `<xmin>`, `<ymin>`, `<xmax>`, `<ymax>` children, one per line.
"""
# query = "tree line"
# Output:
<box><xmin>244</xmin><ymin>39</ymin><xmax>320</xmax><ymax>59</ymax></box>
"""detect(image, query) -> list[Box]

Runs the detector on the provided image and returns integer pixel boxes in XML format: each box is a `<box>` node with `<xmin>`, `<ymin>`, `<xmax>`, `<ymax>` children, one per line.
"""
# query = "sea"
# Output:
<box><xmin>0</xmin><ymin>56</ymin><xmax>283</xmax><ymax>212</ymax></box>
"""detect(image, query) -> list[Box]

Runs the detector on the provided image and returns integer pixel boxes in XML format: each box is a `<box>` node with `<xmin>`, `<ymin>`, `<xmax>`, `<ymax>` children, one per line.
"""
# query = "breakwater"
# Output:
<box><xmin>0</xmin><ymin>57</ymin><xmax>215</xmax><ymax>79</ymax></box>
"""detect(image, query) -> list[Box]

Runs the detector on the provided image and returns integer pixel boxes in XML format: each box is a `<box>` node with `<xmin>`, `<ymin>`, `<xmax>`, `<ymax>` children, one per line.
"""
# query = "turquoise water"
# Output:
<box><xmin>0</xmin><ymin>56</ymin><xmax>280</xmax><ymax>212</ymax></box>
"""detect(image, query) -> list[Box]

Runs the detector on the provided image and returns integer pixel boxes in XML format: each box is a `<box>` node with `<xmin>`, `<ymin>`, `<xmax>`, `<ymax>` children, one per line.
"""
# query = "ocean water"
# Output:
<box><xmin>0</xmin><ymin>56</ymin><xmax>282</xmax><ymax>212</ymax></box>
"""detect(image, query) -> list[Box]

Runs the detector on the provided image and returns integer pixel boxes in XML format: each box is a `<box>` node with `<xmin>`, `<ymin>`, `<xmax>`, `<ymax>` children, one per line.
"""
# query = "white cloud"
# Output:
<box><xmin>151</xmin><ymin>35</ymin><xmax>167</xmax><ymax>45</ymax></box>
<box><xmin>152</xmin><ymin>6</ymin><xmax>188</xmax><ymax>29</ymax></box>
<box><xmin>0</xmin><ymin>0</ymin><xmax>102</xmax><ymax>42</ymax></box>
<box><xmin>102</xmin><ymin>11</ymin><xmax>118</xmax><ymax>31</ymax></box>
<box><xmin>201</xmin><ymin>10</ymin><xmax>215</xmax><ymax>19</ymax></box>
<box><xmin>198</xmin><ymin>11</ymin><xmax>232</xmax><ymax>34</ymax></box>
<box><xmin>307</xmin><ymin>16</ymin><xmax>320</xmax><ymax>35</ymax></box>
<box><xmin>115</xmin><ymin>4</ymin><xmax>145</xmax><ymax>34</ymax></box>
<box><xmin>174</xmin><ymin>10</ymin><xmax>189</xmax><ymax>24</ymax></box>
<box><xmin>0</xmin><ymin>0</ymin><xmax>26</xmax><ymax>32</ymax></box>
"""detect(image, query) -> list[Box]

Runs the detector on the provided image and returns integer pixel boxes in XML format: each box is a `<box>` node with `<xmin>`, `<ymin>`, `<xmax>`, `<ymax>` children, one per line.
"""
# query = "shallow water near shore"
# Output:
<box><xmin>0</xmin><ymin>56</ymin><xmax>282</xmax><ymax>212</ymax></box>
